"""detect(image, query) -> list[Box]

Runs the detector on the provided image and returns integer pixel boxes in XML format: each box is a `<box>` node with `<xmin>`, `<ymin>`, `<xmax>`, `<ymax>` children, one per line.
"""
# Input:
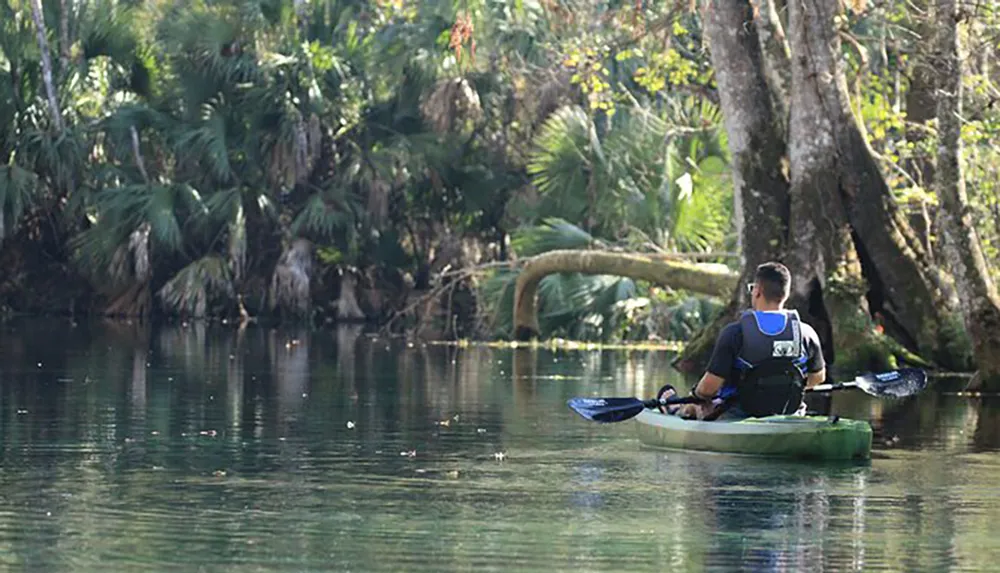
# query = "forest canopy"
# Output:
<box><xmin>2</xmin><ymin>0</ymin><xmax>1000</xmax><ymax>378</ymax></box>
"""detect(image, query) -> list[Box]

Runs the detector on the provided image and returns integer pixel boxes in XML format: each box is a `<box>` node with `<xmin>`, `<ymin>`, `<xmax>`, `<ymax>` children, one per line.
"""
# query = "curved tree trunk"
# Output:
<box><xmin>512</xmin><ymin>250</ymin><xmax>737</xmax><ymax>340</ymax></box>
<box><xmin>675</xmin><ymin>0</ymin><xmax>789</xmax><ymax>371</ymax></box>
<box><xmin>934</xmin><ymin>0</ymin><xmax>1000</xmax><ymax>388</ymax></box>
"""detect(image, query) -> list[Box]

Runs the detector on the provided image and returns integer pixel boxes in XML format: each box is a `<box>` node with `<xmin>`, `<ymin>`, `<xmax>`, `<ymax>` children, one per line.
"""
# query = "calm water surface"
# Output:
<box><xmin>1</xmin><ymin>319</ymin><xmax>999</xmax><ymax>571</ymax></box>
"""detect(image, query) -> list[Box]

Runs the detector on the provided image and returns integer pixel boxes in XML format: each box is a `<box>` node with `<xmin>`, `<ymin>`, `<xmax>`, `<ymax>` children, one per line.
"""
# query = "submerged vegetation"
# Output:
<box><xmin>3</xmin><ymin>0</ymin><xmax>1000</xmax><ymax>379</ymax></box>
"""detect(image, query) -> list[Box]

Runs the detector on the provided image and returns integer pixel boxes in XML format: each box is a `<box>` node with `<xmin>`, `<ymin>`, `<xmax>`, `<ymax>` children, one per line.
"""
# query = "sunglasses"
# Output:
<box><xmin>746</xmin><ymin>282</ymin><xmax>755</xmax><ymax>295</ymax></box>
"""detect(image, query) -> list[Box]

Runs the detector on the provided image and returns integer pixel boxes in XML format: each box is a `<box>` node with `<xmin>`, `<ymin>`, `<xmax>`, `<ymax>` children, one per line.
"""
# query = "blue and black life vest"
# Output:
<box><xmin>725</xmin><ymin>310</ymin><xmax>808</xmax><ymax>417</ymax></box>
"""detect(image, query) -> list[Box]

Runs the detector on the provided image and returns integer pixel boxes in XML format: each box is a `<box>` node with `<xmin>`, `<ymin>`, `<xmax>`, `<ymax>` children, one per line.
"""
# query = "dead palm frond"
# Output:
<box><xmin>419</xmin><ymin>77</ymin><xmax>483</xmax><ymax>134</ymax></box>
<box><xmin>158</xmin><ymin>254</ymin><xmax>234</xmax><ymax>317</ymax></box>
<box><xmin>269</xmin><ymin>237</ymin><xmax>313</xmax><ymax>316</ymax></box>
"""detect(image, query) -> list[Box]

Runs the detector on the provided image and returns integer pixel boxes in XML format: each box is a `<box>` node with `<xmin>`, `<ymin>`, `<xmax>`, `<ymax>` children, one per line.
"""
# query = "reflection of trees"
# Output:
<box><xmin>970</xmin><ymin>397</ymin><xmax>1000</xmax><ymax>450</ymax></box>
<box><xmin>7</xmin><ymin>321</ymin><xmax>1000</xmax><ymax>569</ymax></box>
<box><xmin>269</xmin><ymin>327</ymin><xmax>309</xmax><ymax>427</ymax></box>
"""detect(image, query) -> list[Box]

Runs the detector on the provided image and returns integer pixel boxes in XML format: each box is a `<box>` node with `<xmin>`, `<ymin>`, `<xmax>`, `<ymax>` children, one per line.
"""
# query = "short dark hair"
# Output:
<box><xmin>755</xmin><ymin>262</ymin><xmax>791</xmax><ymax>302</ymax></box>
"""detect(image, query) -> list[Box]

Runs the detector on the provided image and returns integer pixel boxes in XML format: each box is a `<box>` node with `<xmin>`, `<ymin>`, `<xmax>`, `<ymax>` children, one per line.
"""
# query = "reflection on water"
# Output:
<box><xmin>1</xmin><ymin>319</ymin><xmax>999</xmax><ymax>571</ymax></box>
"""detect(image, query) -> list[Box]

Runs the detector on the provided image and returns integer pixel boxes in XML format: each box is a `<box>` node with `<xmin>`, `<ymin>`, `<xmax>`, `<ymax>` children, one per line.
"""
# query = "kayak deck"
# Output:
<box><xmin>634</xmin><ymin>410</ymin><xmax>872</xmax><ymax>461</ymax></box>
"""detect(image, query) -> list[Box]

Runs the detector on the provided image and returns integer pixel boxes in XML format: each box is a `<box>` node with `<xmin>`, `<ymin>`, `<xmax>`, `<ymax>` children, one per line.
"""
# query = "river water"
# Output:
<box><xmin>0</xmin><ymin>319</ymin><xmax>998</xmax><ymax>571</ymax></box>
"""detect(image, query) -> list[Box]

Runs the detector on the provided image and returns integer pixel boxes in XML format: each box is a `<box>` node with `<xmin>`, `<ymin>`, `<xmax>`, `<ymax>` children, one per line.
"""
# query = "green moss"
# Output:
<box><xmin>937</xmin><ymin>312</ymin><xmax>975</xmax><ymax>370</ymax></box>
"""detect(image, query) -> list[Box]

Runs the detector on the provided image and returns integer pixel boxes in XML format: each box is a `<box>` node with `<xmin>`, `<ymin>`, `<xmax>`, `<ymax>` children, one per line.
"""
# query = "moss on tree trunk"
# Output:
<box><xmin>934</xmin><ymin>0</ymin><xmax>1000</xmax><ymax>389</ymax></box>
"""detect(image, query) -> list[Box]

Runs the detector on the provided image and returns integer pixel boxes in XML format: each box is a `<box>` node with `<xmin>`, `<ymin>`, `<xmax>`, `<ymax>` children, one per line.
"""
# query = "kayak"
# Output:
<box><xmin>634</xmin><ymin>409</ymin><xmax>872</xmax><ymax>461</ymax></box>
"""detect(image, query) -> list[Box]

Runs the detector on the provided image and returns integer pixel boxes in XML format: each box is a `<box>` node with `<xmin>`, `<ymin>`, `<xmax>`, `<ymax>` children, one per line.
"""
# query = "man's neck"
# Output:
<box><xmin>754</xmin><ymin>302</ymin><xmax>783</xmax><ymax>312</ymax></box>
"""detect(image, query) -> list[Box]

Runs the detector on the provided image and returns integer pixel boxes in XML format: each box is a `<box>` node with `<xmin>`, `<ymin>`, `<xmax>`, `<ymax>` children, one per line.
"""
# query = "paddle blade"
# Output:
<box><xmin>854</xmin><ymin>368</ymin><xmax>928</xmax><ymax>398</ymax></box>
<box><xmin>567</xmin><ymin>397</ymin><xmax>647</xmax><ymax>423</ymax></box>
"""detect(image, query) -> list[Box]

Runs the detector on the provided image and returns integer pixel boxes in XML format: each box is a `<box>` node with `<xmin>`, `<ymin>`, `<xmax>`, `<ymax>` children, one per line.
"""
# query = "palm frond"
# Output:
<box><xmin>476</xmin><ymin>265</ymin><xmax>519</xmax><ymax>336</ymax></box>
<box><xmin>71</xmin><ymin>182</ymin><xmax>196</xmax><ymax>283</ymax></box>
<box><xmin>0</xmin><ymin>164</ymin><xmax>38</xmax><ymax>242</ymax></box>
<box><xmin>669</xmin><ymin>155</ymin><xmax>732</xmax><ymax>252</ymax></box>
<box><xmin>526</xmin><ymin>105</ymin><xmax>597</xmax><ymax>221</ymax></box>
<box><xmin>158</xmin><ymin>254</ymin><xmax>234</xmax><ymax>317</ymax></box>
<box><xmin>510</xmin><ymin>217</ymin><xmax>599</xmax><ymax>257</ymax></box>
<box><xmin>174</xmin><ymin>95</ymin><xmax>234</xmax><ymax>183</ymax></box>
<box><xmin>291</xmin><ymin>188</ymin><xmax>360</xmax><ymax>240</ymax></box>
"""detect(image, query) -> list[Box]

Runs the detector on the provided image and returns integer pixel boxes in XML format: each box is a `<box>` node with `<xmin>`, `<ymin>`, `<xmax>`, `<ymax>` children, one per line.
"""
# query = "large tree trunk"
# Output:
<box><xmin>675</xmin><ymin>0</ymin><xmax>789</xmax><ymax>371</ymax></box>
<box><xmin>934</xmin><ymin>0</ymin><xmax>1000</xmax><ymax>388</ymax></box>
<box><xmin>789</xmin><ymin>0</ymin><xmax>967</xmax><ymax>369</ymax></box>
<box><xmin>751</xmin><ymin>0</ymin><xmax>791</xmax><ymax>139</ymax></box>
<box><xmin>903</xmin><ymin>0</ymin><xmax>937</xmax><ymax>256</ymax></box>
<box><xmin>785</xmin><ymin>0</ymin><xmax>885</xmax><ymax>370</ymax></box>
<box><xmin>512</xmin><ymin>251</ymin><xmax>737</xmax><ymax>340</ymax></box>
<box><xmin>678</xmin><ymin>0</ymin><xmax>965</xmax><ymax>374</ymax></box>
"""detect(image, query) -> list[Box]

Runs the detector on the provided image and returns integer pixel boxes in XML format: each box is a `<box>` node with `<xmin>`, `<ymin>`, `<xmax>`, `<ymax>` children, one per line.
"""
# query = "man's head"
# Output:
<box><xmin>748</xmin><ymin>262</ymin><xmax>791</xmax><ymax>310</ymax></box>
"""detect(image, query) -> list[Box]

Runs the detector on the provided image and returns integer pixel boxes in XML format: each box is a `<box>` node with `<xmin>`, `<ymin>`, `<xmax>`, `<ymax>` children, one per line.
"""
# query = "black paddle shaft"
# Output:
<box><xmin>568</xmin><ymin>367</ymin><xmax>927</xmax><ymax>424</ymax></box>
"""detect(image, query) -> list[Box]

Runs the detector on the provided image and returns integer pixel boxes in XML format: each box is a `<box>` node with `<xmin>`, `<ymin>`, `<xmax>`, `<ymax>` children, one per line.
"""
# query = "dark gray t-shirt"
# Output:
<box><xmin>706</xmin><ymin>319</ymin><xmax>825</xmax><ymax>384</ymax></box>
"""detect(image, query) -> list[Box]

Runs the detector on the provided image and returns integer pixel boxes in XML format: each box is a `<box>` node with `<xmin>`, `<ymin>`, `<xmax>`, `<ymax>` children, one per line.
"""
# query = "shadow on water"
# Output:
<box><xmin>1</xmin><ymin>319</ymin><xmax>1000</xmax><ymax>571</ymax></box>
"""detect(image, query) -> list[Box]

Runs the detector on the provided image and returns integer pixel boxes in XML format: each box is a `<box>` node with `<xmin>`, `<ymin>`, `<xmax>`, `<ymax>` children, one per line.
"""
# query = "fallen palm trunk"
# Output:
<box><xmin>512</xmin><ymin>249</ymin><xmax>738</xmax><ymax>340</ymax></box>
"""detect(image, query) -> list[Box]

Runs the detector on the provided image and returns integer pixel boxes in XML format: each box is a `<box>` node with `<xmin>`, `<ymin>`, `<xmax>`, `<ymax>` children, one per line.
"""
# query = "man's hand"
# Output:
<box><xmin>677</xmin><ymin>402</ymin><xmax>714</xmax><ymax>420</ymax></box>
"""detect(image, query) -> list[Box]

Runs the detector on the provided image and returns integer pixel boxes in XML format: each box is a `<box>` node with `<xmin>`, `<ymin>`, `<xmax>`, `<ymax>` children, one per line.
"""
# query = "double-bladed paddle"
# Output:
<box><xmin>567</xmin><ymin>367</ymin><xmax>928</xmax><ymax>423</ymax></box>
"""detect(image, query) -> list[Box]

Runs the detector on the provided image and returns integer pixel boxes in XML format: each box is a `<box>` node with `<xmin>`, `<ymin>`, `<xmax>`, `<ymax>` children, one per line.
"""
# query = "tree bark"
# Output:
<box><xmin>59</xmin><ymin>0</ymin><xmax>70</xmax><ymax>69</ymax></box>
<box><xmin>789</xmin><ymin>0</ymin><xmax>966</xmax><ymax>368</ymax></box>
<box><xmin>903</xmin><ymin>0</ymin><xmax>936</xmax><ymax>256</ymax></box>
<box><xmin>678</xmin><ymin>0</ymin><xmax>967</xmax><ymax>373</ymax></box>
<box><xmin>675</xmin><ymin>0</ymin><xmax>789</xmax><ymax>371</ymax></box>
<box><xmin>336</xmin><ymin>271</ymin><xmax>366</xmax><ymax>321</ymax></box>
<box><xmin>751</xmin><ymin>0</ymin><xmax>791</xmax><ymax>139</ymax></box>
<box><xmin>934</xmin><ymin>0</ymin><xmax>1000</xmax><ymax>388</ymax></box>
<box><xmin>785</xmin><ymin>0</ymin><xmax>887</xmax><ymax>369</ymax></box>
<box><xmin>512</xmin><ymin>250</ymin><xmax>737</xmax><ymax>340</ymax></box>
<box><xmin>29</xmin><ymin>0</ymin><xmax>63</xmax><ymax>132</ymax></box>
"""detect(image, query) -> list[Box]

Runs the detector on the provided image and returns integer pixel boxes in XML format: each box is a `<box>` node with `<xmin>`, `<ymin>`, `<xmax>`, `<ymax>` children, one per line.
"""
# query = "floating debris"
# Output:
<box><xmin>446</xmin><ymin>470</ymin><xmax>460</xmax><ymax>479</ymax></box>
<box><xmin>16</xmin><ymin>409</ymin><xmax>28</xmax><ymax>415</ymax></box>
<box><xmin>346</xmin><ymin>421</ymin><xmax>356</xmax><ymax>429</ymax></box>
<box><xmin>477</xmin><ymin>428</ymin><xmax>487</xmax><ymax>434</ymax></box>
<box><xmin>400</xmin><ymin>450</ymin><xmax>417</xmax><ymax>458</ymax></box>
<box><xmin>494</xmin><ymin>452</ymin><xmax>506</xmax><ymax>461</ymax></box>
<box><xmin>213</xmin><ymin>470</ymin><xmax>227</xmax><ymax>477</ymax></box>
<box><xmin>436</xmin><ymin>419</ymin><xmax>451</xmax><ymax>427</ymax></box>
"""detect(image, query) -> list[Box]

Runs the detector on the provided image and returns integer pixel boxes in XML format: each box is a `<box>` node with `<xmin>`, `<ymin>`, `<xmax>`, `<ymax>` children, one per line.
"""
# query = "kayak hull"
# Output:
<box><xmin>634</xmin><ymin>410</ymin><xmax>872</xmax><ymax>461</ymax></box>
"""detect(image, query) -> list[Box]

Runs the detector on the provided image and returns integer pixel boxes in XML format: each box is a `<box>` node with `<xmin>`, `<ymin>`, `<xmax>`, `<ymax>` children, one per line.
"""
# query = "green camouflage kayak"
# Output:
<box><xmin>634</xmin><ymin>410</ymin><xmax>872</xmax><ymax>461</ymax></box>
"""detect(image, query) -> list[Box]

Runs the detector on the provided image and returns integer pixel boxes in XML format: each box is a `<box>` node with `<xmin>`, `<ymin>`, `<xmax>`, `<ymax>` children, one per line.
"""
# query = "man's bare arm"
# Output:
<box><xmin>806</xmin><ymin>368</ymin><xmax>826</xmax><ymax>389</ymax></box>
<box><xmin>693</xmin><ymin>371</ymin><xmax>726</xmax><ymax>398</ymax></box>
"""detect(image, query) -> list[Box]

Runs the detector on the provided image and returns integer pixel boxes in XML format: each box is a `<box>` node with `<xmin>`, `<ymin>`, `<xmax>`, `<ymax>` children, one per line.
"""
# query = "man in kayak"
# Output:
<box><xmin>666</xmin><ymin>262</ymin><xmax>826</xmax><ymax>420</ymax></box>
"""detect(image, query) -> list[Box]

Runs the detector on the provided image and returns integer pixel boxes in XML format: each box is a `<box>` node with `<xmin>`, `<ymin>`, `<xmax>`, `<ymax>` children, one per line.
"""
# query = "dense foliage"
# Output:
<box><xmin>1</xmin><ymin>0</ymin><xmax>999</xmax><ymax>344</ymax></box>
